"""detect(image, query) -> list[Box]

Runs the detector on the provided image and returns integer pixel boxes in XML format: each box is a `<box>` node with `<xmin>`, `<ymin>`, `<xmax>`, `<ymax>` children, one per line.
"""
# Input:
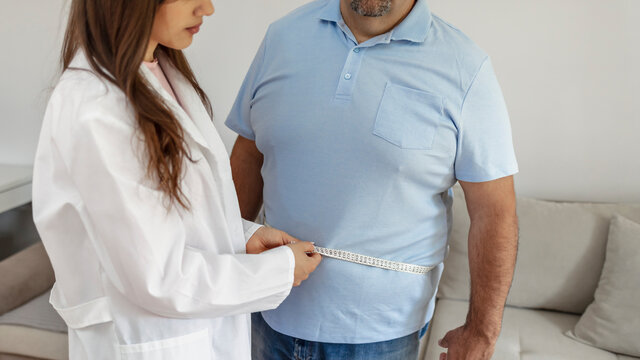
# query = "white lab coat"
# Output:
<box><xmin>32</xmin><ymin>51</ymin><xmax>294</xmax><ymax>359</ymax></box>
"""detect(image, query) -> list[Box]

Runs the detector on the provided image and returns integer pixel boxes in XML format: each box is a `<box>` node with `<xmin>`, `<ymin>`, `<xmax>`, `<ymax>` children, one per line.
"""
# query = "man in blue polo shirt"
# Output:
<box><xmin>226</xmin><ymin>0</ymin><xmax>519</xmax><ymax>358</ymax></box>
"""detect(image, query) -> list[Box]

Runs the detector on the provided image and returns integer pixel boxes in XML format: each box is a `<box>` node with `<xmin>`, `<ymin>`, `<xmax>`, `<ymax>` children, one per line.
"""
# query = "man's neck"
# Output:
<box><xmin>339</xmin><ymin>0</ymin><xmax>416</xmax><ymax>44</ymax></box>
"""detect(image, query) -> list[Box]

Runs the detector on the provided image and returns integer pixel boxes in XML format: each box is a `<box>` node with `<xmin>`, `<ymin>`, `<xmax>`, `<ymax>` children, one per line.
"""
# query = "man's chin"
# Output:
<box><xmin>359</xmin><ymin>12</ymin><xmax>387</xmax><ymax>18</ymax></box>
<box><xmin>350</xmin><ymin>0</ymin><xmax>392</xmax><ymax>17</ymax></box>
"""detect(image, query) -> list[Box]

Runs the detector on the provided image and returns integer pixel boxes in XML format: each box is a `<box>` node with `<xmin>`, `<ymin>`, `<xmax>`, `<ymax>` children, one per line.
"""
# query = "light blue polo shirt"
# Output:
<box><xmin>226</xmin><ymin>0</ymin><xmax>518</xmax><ymax>344</ymax></box>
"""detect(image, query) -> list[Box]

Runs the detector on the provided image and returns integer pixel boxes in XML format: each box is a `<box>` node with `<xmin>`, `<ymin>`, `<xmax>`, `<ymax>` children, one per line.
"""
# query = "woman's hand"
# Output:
<box><xmin>245</xmin><ymin>227</ymin><xmax>322</xmax><ymax>287</ymax></box>
<box><xmin>287</xmin><ymin>242</ymin><xmax>322</xmax><ymax>287</ymax></box>
<box><xmin>246</xmin><ymin>226</ymin><xmax>299</xmax><ymax>254</ymax></box>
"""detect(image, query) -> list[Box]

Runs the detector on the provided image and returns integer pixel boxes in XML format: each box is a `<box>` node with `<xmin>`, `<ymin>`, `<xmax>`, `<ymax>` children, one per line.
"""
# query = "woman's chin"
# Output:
<box><xmin>161</xmin><ymin>38</ymin><xmax>193</xmax><ymax>51</ymax></box>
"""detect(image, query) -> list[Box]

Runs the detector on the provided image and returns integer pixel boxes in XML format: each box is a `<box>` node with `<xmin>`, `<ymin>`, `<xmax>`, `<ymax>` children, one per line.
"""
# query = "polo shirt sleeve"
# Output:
<box><xmin>225</xmin><ymin>31</ymin><xmax>269</xmax><ymax>140</ymax></box>
<box><xmin>454</xmin><ymin>58</ymin><xmax>519</xmax><ymax>182</ymax></box>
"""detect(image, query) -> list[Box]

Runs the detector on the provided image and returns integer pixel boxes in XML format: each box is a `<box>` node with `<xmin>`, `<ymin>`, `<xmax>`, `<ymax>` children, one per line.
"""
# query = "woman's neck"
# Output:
<box><xmin>144</xmin><ymin>41</ymin><xmax>158</xmax><ymax>62</ymax></box>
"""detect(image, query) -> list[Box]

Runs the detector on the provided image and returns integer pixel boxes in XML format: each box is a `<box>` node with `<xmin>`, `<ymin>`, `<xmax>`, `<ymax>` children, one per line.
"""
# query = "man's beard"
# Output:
<box><xmin>349</xmin><ymin>0</ymin><xmax>392</xmax><ymax>17</ymax></box>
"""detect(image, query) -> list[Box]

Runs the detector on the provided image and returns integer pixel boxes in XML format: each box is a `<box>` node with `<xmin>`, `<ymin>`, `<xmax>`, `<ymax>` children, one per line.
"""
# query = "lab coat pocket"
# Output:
<box><xmin>373</xmin><ymin>83</ymin><xmax>443</xmax><ymax>150</ymax></box>
<box><xmin>119</xmin><ymin>328</ymin><xmax>211</xmax><ymax>360</ymax></box>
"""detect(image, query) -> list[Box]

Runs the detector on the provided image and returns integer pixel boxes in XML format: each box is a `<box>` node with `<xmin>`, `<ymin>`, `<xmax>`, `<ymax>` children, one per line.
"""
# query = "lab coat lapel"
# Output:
<box><xmin>154</xmin><ymin>55</ymin><xmax>231</xmax><ymax>160</ymax></box>
<box><xmin>150</xmin><ymin>56</ymin><xmax>239</xmax><ymax>224</ymax></box>
<box><xmin>71</xmin><ymin>51</ymin><xmax>223</xmax><ymax>158</ymax></box>
<box><xmin>138</xmin><ymin>59</ymin><xmax>213</xmax><ymax>153</ymax></box>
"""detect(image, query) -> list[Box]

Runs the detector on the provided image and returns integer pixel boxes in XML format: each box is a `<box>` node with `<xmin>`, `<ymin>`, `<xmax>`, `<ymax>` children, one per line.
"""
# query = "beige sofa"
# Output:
<box><xmin>0</xmin><ymin>243</ymin><xmax>67</xmax><ymax>360</ymax></box>
<box><xmin>420</xmin><ymin>186</ymin><xmax>640</xmax><ymax>360</ymax></box>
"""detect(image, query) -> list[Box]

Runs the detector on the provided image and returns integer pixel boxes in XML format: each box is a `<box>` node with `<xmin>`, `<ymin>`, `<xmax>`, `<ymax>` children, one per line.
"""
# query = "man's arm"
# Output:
<box><xmin>439</xmin><ymin>175</ymin><xmax>518</xmax><ymax>360</ymax></box>
<box><xmin>230</xmin><ymin>136</ymin><xmax>264</xmax><ymax>221</ymax></box>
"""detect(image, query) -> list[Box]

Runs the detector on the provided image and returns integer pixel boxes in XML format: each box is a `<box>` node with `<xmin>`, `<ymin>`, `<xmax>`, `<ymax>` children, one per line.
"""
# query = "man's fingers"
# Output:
<box><xmin>439</xmin><ymin>353</ymin><xmax>447</xmax><ymax>360</ymax></box>
<box><xmin>439</xmin><ymin>331</ymin><xmax>452</xmax><ymax>348</ymax></box>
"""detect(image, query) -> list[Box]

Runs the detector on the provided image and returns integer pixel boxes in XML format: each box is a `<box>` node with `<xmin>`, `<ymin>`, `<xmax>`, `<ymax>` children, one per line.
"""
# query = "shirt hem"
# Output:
<box><xmin>224</xmin><ymin>120</ymin><xmax>256</xmax><ymax>141</ymax></box>
<box><xmin>261</xmin><ymin>308</ymin><xmax>435</xmax><ymax>344</ymax></box>
<box><xmin>456</xmin><ymin>167</ymin><xmax>519</xmax><ymax>183</ymax></box>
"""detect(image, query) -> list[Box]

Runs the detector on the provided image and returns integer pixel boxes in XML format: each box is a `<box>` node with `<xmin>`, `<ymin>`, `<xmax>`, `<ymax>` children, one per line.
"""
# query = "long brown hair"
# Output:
<box><xmin>61</xmin><ymin>0</ymin><xmax>212</xmax><ymax>209</ymax></box>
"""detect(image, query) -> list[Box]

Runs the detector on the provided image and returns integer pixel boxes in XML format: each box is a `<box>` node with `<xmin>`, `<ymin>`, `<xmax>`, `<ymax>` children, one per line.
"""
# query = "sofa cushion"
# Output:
<box><xmin>423</xmin><ymin>299</ymin><xmax>635</xmax><ymax>360</ymax></box>
<box><xmin>0</xmin><ymin>353</ymin><xmax>51</xmax><ymax>360</ymax></box>
<box><xmin>437</xmin><ymin>185</ymin><xmax>640</xmax><ymax>314</ymax></box>
<box><xmin>0</xmin><ymin>290</ymin><xmax>67</xmax><ymax>360</ymax></box>
<box><xmin>0</xmin><ymin>290</ymin><xmax>66</xmax><ymax>333</ymax></box>
<box><xmin>0</xmin><ymin>324</ymin><xmax>67</xmax><ymax>360</ymax></box>
<box><xmin>567</xmin><ymin>215</ymin><xmax>640</xmax><ymax>357</ymax></box>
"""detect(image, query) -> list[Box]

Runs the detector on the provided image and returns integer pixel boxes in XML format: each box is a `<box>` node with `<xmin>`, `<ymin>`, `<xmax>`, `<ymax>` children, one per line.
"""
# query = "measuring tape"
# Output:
<box><xmin>312</xmin><ymin>245</ymin><xmax>439</xmax><ymax>275</ymax></box>
<box><xmin>264</xmin><ymin>221</ymin><xmax>444</xmax><ymax>276</ymax></box>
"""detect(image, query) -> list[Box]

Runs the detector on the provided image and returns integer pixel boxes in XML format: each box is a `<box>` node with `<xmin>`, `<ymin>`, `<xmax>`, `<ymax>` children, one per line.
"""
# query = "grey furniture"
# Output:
<box><xmin>0</xmin><ymin>243</ymin><xmax>67</xmax><ymax>360</ymax></box>
<box><xmin>419</xmin><ymin>186</ymin><xmax>640</xmax><ymax>360</ymax></box>
<box><xmin>0</xmin><ymin>165</ymin><xmax>67</xmax><ymax>360</ymax></box>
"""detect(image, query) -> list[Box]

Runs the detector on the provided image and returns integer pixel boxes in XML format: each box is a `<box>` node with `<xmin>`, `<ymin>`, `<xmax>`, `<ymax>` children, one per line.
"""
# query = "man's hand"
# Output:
<box><xmin>438</xmin><ymin>175</ymin><xmax>518</xmax><ymax>360</ymax></box>
<box><xmin>246</xmin><ymin>226</ymin><xmax>299</xmax><ymax>254</ymax></box>
<box><xmin>438</xmin><ymin>323</ymin><xmax>497</xmax><ymax>360</ymax></box>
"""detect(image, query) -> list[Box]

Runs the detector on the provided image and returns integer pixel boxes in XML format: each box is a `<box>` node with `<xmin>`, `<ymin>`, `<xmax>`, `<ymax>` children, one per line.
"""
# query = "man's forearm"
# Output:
<box><xmin>466</xmin><ymin>212</ymin><xmax>518</xmax><ymax>339</ymax></box>
<box><xmin>230</xmin><ymin>137</ymin><xmax>264</xmax><ymax>221</ymax></box>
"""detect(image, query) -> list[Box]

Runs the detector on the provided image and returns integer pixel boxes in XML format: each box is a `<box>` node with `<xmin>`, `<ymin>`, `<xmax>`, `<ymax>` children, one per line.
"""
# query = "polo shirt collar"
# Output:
<box><xmin>390</xmin><ymin>0</ymin><xmax>432</xmax><ymax>43</ymax></box>
<box><xmin>317</xmin><ymin>0</ymin><xmax>432</xmax><ymax>43</ymax></box>
<box><xmin>317</xmin><ymin>0</ymin><xmax>343</xmax><ymax>23</ymax></box>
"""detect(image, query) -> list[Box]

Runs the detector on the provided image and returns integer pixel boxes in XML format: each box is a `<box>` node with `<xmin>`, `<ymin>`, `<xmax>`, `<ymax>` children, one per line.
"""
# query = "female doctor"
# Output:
<box><xmin>32</xmin><ymin>0</ymin><xmax>321</xmax><ymax>358</ymax></box>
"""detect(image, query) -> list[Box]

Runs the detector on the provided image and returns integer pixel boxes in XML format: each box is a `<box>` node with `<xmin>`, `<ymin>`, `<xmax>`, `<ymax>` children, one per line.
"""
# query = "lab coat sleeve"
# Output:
<box><xmin>242</xmin><ymin>219</ymin><xmax>264</xmax><ymax>242</ymax></box>
<box><xmin>56</xmin><ymin>101</ymin><xmax>294</xmax><ymax>319</ymax></box>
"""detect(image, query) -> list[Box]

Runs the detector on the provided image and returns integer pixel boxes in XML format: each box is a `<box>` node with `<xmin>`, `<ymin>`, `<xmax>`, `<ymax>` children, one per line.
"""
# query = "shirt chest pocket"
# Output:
<box><xmin>373</xmin><ymin>83</ymin><xmax>444</xmax><ymax>150</ymax></box>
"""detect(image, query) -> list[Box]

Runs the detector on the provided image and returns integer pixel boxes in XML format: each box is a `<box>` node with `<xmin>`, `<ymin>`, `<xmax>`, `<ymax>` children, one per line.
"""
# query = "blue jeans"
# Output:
<box><xmin>251</xmin><ymin>312</ymin><xmax>428</xmax><ymax>360</ymax></box>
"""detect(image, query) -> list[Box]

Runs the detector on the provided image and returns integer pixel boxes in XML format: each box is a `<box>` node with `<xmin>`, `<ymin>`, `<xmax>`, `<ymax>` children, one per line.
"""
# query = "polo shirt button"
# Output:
<box><xmin>353</xmin><ymin>48</ymin><xmax>360</xmax><ymax>53</ymax></box>
<box><xmin>344</xmin><ymin>73</ymin><xmax>352</xmax><ymax>80</ymax></box>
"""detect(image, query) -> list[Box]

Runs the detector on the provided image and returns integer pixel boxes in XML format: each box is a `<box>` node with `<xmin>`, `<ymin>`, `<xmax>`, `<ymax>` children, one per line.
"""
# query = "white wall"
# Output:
<box><xmin>1</xmin><ymin>0</ymin><xmax>638</xmax><ymax>202</ymax></box>
<box><xmin>427</xmin><ymin>0</ymin><xmax>640</xmax><ymax>203</ymax></box>
<box><xmin>185</xmin><ymin>0</ymin><xmax>304</xmax><ymax>150</ymax></box>
<box><xmin>0</xmin><ymin>1</ymin><xmax>68</xmax><ymax>165</ymax></box>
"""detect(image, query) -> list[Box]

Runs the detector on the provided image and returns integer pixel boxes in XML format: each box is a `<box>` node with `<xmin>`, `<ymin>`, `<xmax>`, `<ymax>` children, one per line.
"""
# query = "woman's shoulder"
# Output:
<box><xmin>54</xmin><ymin>51</ymin><xmax>126</xmax><ymax>108</ymax></box>
<box><xmin>46</xmin><ymin>64</ymin><xmax>134</xmax><ymax>140</ymax></box>
<box><xmin>52</xmin><ymin>65</ymin><xmax>128</xmax><ymax>115</ymax></box>
<box><xmin>55</xmin><ymin>67</ymin><xmax>116</xmax><ymax>102</ymax></box>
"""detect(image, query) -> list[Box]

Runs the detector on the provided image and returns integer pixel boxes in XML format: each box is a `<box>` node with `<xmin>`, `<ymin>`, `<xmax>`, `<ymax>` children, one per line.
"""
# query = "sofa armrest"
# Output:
<box><xmin>0</xmin><ymin>242</ymin><xmax>55</xmax><ymax>316</ymax></box>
